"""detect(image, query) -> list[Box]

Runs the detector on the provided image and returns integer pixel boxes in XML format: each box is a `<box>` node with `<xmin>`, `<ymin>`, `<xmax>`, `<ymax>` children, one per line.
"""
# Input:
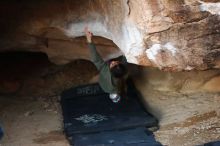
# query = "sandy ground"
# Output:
<box><xmin>0</xmin><ymin>95</ymin><xmax>69</xmax><ymax>146</ymax></box>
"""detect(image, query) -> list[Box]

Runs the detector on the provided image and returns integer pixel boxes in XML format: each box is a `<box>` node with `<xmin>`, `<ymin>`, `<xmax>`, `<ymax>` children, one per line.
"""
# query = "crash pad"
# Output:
<box><xmin>61</xmin><ymin>83</ymin><xmax>160</xmax><ymax>146</ymax></box>
<box><xmin>61</xmin><ymin>83</ymin><xmax>158</xmax><ymax>135</ymax></box>
<box><xmin>72</xmin><ymin>127</ymin><xmax>162</xmax><ymax>146</ymax></box>
<box><xmin>204</xmin><ymin>141</ymin><xmax>220</xmax><ymax>146</ymax></box>
<box><xmin>0</xmin><ymin>125</ymin><xmax>3</xmax><ymax>140</ymax></box>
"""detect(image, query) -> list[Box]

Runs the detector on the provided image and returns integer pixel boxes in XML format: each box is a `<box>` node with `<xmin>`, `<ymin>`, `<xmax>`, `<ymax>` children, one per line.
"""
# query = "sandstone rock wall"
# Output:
<box><xmin>131</xmin><ymin>66</ymin><xmax>220</xmax><ymax>146</ymax></box>
<box><xmin>133</xmin><ymin>67</ymin><xmax>220</xmax><ymax>93</ymax></box>
<box><xmin>0</xmin><ymin>0</ymin><xmax>219</xmax><ymax>70</ymax></box>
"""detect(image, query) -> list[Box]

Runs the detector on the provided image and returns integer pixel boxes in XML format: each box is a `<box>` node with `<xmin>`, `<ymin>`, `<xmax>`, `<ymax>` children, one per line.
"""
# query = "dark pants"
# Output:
<box><xmin>0</xmin><ymin>126</ymin><xmax>3</xmax><ymax>140</ymax></box>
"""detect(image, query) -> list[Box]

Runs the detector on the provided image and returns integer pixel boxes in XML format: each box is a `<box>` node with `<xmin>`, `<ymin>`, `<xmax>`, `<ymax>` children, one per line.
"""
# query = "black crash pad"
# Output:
<box><xmin>0</xmin><ymin>126</ymin><xmax>3</xmax><ymax>140</ymax></box>
<box><xmin>61</xmin><ymin>83</ymin><xmax>160</xmax><ymax>146</ymax></box>
<box><xmin>61</xmin><ymin>83</ymin><xmax>158</xmax><ymax>136</ymax></box>
<box><xmin>71</xmin><ymin>127</ymin><xmax>162</xmax><ymax>146</ymax></box>
<box><xmin>204</xmin><ymin>141</ymin><xmax>220</xmax><ymax>146</ymax></box>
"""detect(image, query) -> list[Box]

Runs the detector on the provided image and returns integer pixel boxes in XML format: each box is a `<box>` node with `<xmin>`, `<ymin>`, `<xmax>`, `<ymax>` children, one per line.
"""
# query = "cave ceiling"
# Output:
<box><xmin>0</xmin><ymin>0</ymin><xmax>219</xmax><ymax>71</ymax></box>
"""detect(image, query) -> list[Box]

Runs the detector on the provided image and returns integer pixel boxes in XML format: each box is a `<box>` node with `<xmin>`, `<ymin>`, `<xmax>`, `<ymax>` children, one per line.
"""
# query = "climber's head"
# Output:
<box><xmin>110</xmin><ymin>61</ymin><xmax>127</xmax><ymax>78</ymax></box>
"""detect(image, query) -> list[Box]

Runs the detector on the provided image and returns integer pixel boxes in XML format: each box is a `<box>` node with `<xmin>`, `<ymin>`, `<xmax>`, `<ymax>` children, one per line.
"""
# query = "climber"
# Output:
<box><xmin>84</xmin><ymin>27</ymin><xmax>128</xmax><ymax>103</ymax></box>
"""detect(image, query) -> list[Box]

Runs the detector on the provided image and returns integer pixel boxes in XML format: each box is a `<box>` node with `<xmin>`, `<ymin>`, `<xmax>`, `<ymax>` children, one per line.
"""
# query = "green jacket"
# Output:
<box><xmin>88</xmin><ymin>43</ymin><xmax>127</xmax><ymax>94</ymax></box>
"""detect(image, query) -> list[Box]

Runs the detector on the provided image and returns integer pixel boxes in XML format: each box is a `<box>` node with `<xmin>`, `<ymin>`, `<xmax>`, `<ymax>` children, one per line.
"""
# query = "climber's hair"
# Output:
<box><xmin>110</xmin><ymin>63</ymin><xmax>127</xmax><ymax>78</ymax></box>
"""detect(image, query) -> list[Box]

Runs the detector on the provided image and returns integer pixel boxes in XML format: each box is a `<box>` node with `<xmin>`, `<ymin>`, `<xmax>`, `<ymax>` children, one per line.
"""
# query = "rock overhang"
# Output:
<box><xmin>0</xmin><ymin>0</ymin><xmax>219</xmax><ymax>71</ymax></box>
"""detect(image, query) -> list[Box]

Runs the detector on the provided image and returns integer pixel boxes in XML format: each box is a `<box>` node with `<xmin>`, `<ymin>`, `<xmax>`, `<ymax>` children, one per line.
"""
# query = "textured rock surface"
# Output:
<box><xmin>0</xmin><ymin>0</ymin><xmax>219</xmax><ymax>70</ymax></box>
<box><xmin>132</xmin><ymin>67</ymin><xmax>220</xmax><ymax>145</ymax></box>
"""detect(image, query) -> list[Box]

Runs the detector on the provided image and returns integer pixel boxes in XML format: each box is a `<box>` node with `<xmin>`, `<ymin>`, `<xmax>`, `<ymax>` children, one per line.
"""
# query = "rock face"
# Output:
<box><xmin>0</xmin><ymin>0</ymin><xmax>219</xmax><ymax>70</ymax></box>
<box><xmin>131</xmin><ymin>66</ymin><xmax>220</xmax><ymax>145</ymax></box>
